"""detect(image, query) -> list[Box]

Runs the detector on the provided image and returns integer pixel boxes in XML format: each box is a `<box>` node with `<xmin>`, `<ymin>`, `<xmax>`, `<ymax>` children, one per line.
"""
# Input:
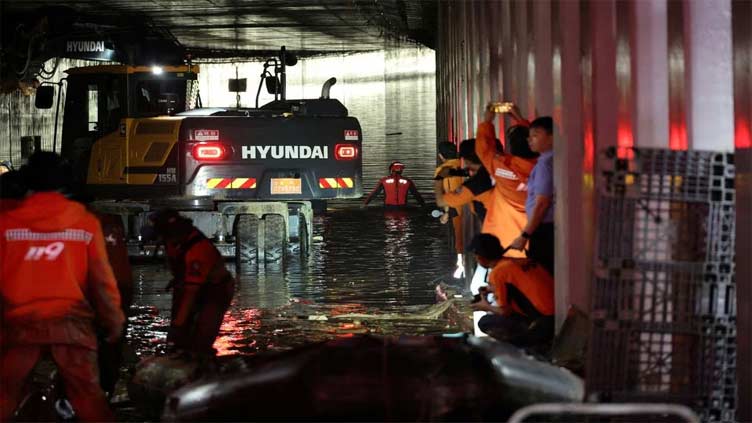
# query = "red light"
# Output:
<box><xmin>192</xmin><ymin>143</ymin><xmax>227</xmax><ymax>160</ymax></box>
<box><xmin>335</xmin><ymin>143</ymin><xmax>358</xmax><ymax>160</ymax></box>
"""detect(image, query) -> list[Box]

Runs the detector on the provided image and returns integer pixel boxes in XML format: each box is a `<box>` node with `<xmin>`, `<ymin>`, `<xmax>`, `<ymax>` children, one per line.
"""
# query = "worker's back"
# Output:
<box><xmin>0</xmin><ymin>192</ymin><xmax>123</xmax><ymax>344</ymax></box>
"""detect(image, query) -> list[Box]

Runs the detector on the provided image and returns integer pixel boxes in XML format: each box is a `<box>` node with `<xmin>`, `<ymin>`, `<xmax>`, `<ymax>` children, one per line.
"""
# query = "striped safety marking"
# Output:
<box><xmin>206</xmin><ymin>178</ymin><xmax>257</xmax><ymax>189</ymax></box>
<box><xmin>319</xmin><ymin>177</ymin><xmax>354</xmax><ymax>189</ymax></box>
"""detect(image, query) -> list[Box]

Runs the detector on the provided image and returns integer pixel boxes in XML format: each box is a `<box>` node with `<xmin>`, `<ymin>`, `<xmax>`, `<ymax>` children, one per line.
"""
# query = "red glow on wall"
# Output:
<box><xmin>584</xmin><ymin>122</ymin><xmax>595</xmax><ymax>172</ymax></box>
<box><xmin>735</xmin><ymin>118</ymin><xmax>751</xmax><ymax>149</ymax></box>
<box><xmin>617</xmin><ymin>123</ymin><xmax>634</xmax><ymax>159</ymax></box>
<box><xmin>669</xmin><ymin>123</ymin><xmax>688</xmax><ymax>150</ymax></box>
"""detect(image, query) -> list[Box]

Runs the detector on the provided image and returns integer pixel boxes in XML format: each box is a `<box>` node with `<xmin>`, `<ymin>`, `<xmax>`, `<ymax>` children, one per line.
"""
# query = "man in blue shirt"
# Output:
<box><xmin>509</xmin><ymin>117</ymin><xmax>554</xmax><ymax>276</ymax></box>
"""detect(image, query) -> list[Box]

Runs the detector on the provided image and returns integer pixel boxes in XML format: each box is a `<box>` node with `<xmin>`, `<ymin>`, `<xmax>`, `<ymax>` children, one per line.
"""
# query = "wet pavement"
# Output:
<box><xmin>126</xmin><ymin>203</ymin><xmax>465</xmax><ymax>359</ymax></box>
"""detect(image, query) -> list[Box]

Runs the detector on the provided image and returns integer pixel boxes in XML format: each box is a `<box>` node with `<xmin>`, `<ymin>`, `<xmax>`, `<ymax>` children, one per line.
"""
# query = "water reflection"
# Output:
<box><xmin>127</xmin><ymin>206</ymin><xmax>458</xmax><ymax>357</ymax></box>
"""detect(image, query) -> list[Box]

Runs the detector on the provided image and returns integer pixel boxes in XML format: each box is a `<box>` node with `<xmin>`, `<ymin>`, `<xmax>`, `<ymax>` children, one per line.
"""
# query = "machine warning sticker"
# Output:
<box><xmin>194</xmin><ymin>129</ymin><xmax>220</xmax><ymax>141</ymax></box>
<box><xmin>344</xmin><ymin>130</ymin><xmax>359</xmax><ymax>141</ymax></box>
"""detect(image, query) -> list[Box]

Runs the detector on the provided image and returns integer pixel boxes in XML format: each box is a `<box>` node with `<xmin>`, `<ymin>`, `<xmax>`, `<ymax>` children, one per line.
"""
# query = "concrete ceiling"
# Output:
<box><xmin>1</xmin><ymin>0</ymin><xmax>437</xmax><ymax>59</ymax></box>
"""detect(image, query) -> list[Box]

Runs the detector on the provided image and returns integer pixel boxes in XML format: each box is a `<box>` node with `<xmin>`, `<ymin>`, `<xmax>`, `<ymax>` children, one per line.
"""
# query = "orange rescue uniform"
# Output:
<box><xmin>0</xmin><ymin>192</ymin><xmax>124</xmax><ymax>421</ymax></box>
<box><xmin>166</xmin><ymin>229</ymin><xmax>235</xmax><ymax>354</ymax></box>
<box><xmin>475</xmin><ymin>122</ymin><xmax>536</xmax><ymax>258</ymax></box>
<box><xmin>488</xmin><ymin>259</ymin><xmax>554</xmax><ymax>317</ymax></box>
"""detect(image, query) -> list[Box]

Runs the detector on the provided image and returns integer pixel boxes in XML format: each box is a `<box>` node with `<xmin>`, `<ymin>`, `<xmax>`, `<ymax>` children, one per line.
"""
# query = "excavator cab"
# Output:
<box><xmin>57</xmin><ymin>65</ymin><xmax>198</xmax><ymax>186</ymax></box>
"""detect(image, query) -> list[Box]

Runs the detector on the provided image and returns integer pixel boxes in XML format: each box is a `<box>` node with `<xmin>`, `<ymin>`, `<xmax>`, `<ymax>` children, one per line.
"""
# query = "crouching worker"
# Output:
<box><xmin>0</xmin><ymin>152</ymin><xmax>123</xmax><ymax>421</ymax></box>
<box><xmin>150</xmin><ymin>210</ymin><xmax>235</xmax><ymax>357</ymax></box>
<box><xmin>468</xmin><ymin>233</ymin><xmax>554</xmax><ymax>349</ymax></box>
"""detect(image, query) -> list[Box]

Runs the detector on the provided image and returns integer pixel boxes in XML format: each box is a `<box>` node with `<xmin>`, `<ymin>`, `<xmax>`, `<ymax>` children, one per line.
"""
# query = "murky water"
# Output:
<box><xmin>128</xmin><ymin>206</ymin><xmax>461</xmax><ymax>358</ymax></box>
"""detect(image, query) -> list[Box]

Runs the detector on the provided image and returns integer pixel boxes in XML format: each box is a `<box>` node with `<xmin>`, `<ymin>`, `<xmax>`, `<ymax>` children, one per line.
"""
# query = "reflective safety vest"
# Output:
<box><xmin>364</xmin><ymin>175</ymin><xmax>423</xmax><ymax>207</ymax></box>
<box><xmin>382</xmin><ymin>176</ymin><xmax>411</xmax><ymax>206</ymax></box>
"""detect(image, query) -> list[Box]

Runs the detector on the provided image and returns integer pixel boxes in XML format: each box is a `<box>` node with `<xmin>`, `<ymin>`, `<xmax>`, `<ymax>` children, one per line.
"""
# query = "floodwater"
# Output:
<box><xmin>128</xmin><ymin>45</ymin><xmax>465</xmax><ymax>358</ymax></box>
<box><xmin>128</xmin><ymin>206</ymin><xmax>461</xmax><ymax>358</ymax></box>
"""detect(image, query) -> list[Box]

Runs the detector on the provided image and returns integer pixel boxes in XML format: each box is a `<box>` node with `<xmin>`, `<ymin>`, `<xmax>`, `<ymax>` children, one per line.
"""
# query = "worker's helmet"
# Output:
<box><xmin>389</xmin><ymin>161</ymin><xmax>405</xmax><ymax>173</ymax></box>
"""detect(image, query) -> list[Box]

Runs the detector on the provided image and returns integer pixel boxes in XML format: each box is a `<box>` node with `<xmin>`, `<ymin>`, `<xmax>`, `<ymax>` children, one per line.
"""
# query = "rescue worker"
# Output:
<box><xmin>433</xmin><ymin>138</ymin><xmax>501</xmax><ymax>336</ymax></box>
<box><xmin>509</xmin><ymin>116</ymin><xmax>555</xmax><ymax>276</ymax></box>
<box><xmin>363</xmin><ymin>161</ymin><xmax>425</xmax><ymax>208</ymax></box>
<box><xmin>150</xmin><ymin>210</ymin><xmax>235</xmax><ymax>356</ymax></box>
<box><xmin>434</xmin><ymin>139</ymin><xmax>497</xmax><ymax>225</ymax></box>
<box><xmin>0</xmin><ymin>151</ymin><xmax>123</xmax><ymax>421</ymax></box>
<box><xmin>467</xmin><ymin>233</ymin><xmax>554</xmax><ymax>348</ymax></box>
<box><xmin>475</xmin><ymin>103</ymin><xmax>539</xmax><ymax>259</ymax></box>
<box><xmin>434</xmin><ymin>141</ymin><xmax>467</xmax><ymax>278</ymax></box>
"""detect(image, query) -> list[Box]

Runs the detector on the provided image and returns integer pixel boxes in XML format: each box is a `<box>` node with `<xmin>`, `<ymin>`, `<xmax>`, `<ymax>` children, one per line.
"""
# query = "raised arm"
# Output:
<box><xmin>475</xmin><ymin>110</ymin><xmax>498</xmax><ymax>175</ymax></box>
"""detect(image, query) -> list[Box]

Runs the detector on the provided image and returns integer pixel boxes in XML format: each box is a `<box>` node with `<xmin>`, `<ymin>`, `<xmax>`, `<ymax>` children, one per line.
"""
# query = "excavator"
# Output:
<box><xmin>35</xmin><ymin>47</ymin><xmax>364</xmax><ymax>267</ymax></box>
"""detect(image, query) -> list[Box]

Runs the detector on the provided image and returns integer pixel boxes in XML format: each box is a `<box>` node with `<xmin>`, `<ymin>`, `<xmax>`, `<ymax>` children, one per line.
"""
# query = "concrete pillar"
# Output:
<box><xmin>737</xmin><ymin>149</ymin><xmax>752</xmax><ymax>423</ymax></box>
<box><xmin>733</xmin><ymin>2</ymin><xmax>752</xmax><ymax>420</ymax></box>
<box><xmin>684</xmin><ymin>0</ymin><xmax>734</xmax><ymax>151</ymax></box>
<box><xmin>555</xmin><ymin>0</ymin><xmax>586</xmax><ymax>328</ymax></box>
<box><xmin>668</xmin><ymin>0</ymin><xmax>688</xmax><ymax>150</ymax></box>
<box><xmin>591</xmin><ymin>0</ymin><xmax>619</xmax><ymax>152</ymax></box>
<box><xmin>515</xmin><ymin>0</ymin><xmax>530</xmax><ymax>115</ymax></box>
<box><xmin>534</xmin><ymin>0</ymin><xmax>554</xmax><ymax>116</ymax></box>
<box><xmin>488</xmin><ymin>0</ymin><xmax>502</xmax><ymax>102</ymax></box>
<box><xmin>633</xmin><ymin>0</ymin><xmax>670</xmax><ymax>148</ymax></box>
<box><xmin>461</xmin><ymin>1</ymin><xmax>471</xmax><ymax>139</ymax></box>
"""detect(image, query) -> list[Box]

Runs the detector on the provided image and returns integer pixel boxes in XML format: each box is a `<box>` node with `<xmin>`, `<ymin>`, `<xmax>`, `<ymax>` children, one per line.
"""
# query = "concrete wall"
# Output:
<box><xmin>436</xmin><ymin>1</ymin><xmax>749</xmax><ymax>410</ymax></box>
<box><xmin>0</xmin><ymin>59</ymin><xmax>99</xmax><ymax>165</ymax></box>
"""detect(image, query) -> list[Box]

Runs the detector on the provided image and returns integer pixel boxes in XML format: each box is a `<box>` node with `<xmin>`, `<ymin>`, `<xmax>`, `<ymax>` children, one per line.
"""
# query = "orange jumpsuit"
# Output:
<box><xmin>434</xmin><ymin>159</ymin><xmax>466</xmax><ymax>253</ymax></box>
<box><xmin>488</xmin><ymin>259</ymin><xmax>554</xmax><ymax>317</ymax></box>
<box><xmin>475</xmin><ymin>122</ymin><xmax>537</xmax><ymax>257</ymax></box>
<box><xmin>166</xmin><ymin>229</ymin><xmax>235</xmax><ymax>354</ymax></box>
<box><xmin>0</xmin><ymin>192</ymin><xmax>124</xmax><ymax>421</ymax></box>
